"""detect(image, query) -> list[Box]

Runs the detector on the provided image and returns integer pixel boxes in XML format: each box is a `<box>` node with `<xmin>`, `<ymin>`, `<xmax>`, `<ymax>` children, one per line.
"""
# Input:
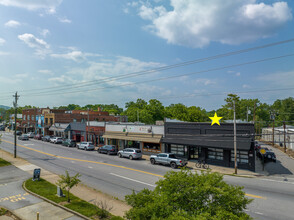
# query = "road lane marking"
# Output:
<box><xmin>1</xmin><ymin>139</ymin><xmax>266</xmax><ymax>199</ymax></box>
<box><xmin>261</xmin><ymin>178</ymin><xmax>294</xmax><ymax>185</ymax></box>
<box><xmin>24</xmin><ymin>144</ymin><xmax>34</xmax><ymax>146</ymax></box>
<box><xmin>245</xmin><ymin>193</ymin><xmax>266</xmax><ymax>199</ymax></box>
<box><xmin>0</xmin><ymin>193</ymin><xmax>29</xmax><ymax>203</ymax></box>
<box><xmin>110</xmin><ymin>173</ymin><xmax>156</xmax><ymax>187</ymax></box>
<box><xmin>88</xmin><ymin>166</ymin><xmax>93</xmax><ymax>169</ymax></box>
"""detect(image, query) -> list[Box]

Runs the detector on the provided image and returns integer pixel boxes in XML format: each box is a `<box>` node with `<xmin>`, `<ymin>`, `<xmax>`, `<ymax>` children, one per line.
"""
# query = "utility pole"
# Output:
<box><xmin>270</xmin><ymin>111</ymin><xmax>275</xmax><ymax>147</ymax></box>
<box><xmin>233</xmin><ymin>101</ymin><xmax>237</xmax><ymax>174</ymax></box>
<box><xmin>137</xmin><ymin>110</ymin><xmax>139</xmax><ymax>122</ymax></box>
<box><xmin>283</xmin><ymin>121</ymin><xmax>286</xmax><ymax>153</ymax></box>
<box><xmin>87</xmin><ymin>108</ymin><xmax>89</xmax><ymax>142</ymax></box>
<box><xmin>13</xmin><ymin>92</ymin><xmax>20</xmax><ymax>158</ymax></box>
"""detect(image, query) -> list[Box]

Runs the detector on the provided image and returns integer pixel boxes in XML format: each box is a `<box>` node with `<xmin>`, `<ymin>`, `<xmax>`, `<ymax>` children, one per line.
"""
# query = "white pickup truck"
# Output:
<box><xmin>150</xmin><ymin>153</ymin><xmax>188</xmax><ymax>169</ymax></box>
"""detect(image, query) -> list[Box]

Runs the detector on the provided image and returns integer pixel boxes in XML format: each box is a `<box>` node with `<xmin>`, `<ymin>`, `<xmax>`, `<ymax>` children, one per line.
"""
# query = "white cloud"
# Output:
<box><xmin>48</xmin><ymin>75</ymin><xmax>78</xmax><ymax>84</ymax></box>
<box><xmin>18</xmin><ymin>33</ymin><xmax>50</xmax><ymax>57</ymax></box>
<box><xmin>38</xmin><ymin>69</ymin><xmax>53</xmax><ymax>75</ymax></box>
<box><xmin>0</xmin><ymin>0</ymin><xmax>63</xmax><ymax>13</ymax></box>
<box><xmin>236</xmin><ymin>72</ymin><xmax>241</xmax><ymax>76</ymax></box>
<box><xmin>59</xmin><ymin>17</ymin><xmax>71</xmax><ymax>23</ymax></box>
<box><xmin>258</xmin><ymin>70</ymin><xmax>294</xmax><ymax>87</ymax></box>
<box><xmin>137</xmin><ymin>0</ymin><xmax>292</xmax><ymax>48</ymax></box>
<box><xmin>0</xmin><ymin>38</ymin><xmax>5</xmax><ymax>45</ymax></box>
<box><xmin>242</xmin><ymin>84</ymin><xmax>250</xmax><ymax>88</ymax></box>
<box><xmin>15</xmin><ymin>73</ymin><xmax>28</xmax><ymax>78</ymax></box>
<box><xmin>4</xmin><ymin>20</ymin><xmax>20</xmax><ymax>27</ymax></box>
<box><xmin>51</xmin><ymin>51</ymin><xmax>101</xmax><ymax>62</ymax></box>
<box><xmin>0</xmin><ymin>76</ymin><xmax>21</xmax><ymax>84</ymax></box>
<box><xmin>41</xmin><ymin>29</ymin><xmax>50</xmax><ymax>37</ymax></box>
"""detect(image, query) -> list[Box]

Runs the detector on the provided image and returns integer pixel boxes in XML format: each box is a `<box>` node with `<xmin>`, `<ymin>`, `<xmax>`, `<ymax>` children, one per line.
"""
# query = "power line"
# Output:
<box><xmin>21</xmin><ymin>53</ymin><xmax>294</xmax><ymax>97</ymax></box>
<box><xmin>2</xmin><ymin>37</ymin><xmax>294</xmax><ymax>96</ymax></box>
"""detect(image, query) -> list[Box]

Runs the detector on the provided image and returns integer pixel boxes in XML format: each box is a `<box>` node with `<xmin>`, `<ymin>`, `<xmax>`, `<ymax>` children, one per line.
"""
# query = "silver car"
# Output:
<box><xmin>118</xmin><ymin>148</ymin><xmax>142</xmax><ymax>160</ymax></box>
<box><xmin>77</xmin><ymin>142</ymin><xmax>95</xmax><ymax>151</ymax></box>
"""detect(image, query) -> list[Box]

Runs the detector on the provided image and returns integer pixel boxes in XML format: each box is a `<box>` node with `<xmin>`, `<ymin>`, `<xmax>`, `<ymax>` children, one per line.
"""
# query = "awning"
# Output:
<box><xmin>103</xmin><ymin>132</ymin><xmax>162</xmax><ymax>143</ymax></box>
<box><xmin>49</xmin><ymin>123</ymin><xmax>70</xmax><ymax>132</ymax></box>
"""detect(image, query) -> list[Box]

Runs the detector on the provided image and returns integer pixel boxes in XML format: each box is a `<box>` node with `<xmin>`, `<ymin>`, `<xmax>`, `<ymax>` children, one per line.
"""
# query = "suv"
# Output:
<box><xmin>62</xmin><ymin>139</ymin><xmax>76</xmax><ymax>147</ymax></box>
<box><xmin>26</xmin><ymin>132</ymin><xmax>35</xmax><ymax>138</ymax></box>
<box><xmin>118</xmin><ymin>148</ymin><xmax>142</xmax><ymax>160</ymax></box>
<box><xmin>50</xmin><ymin>137</ymin><xmax>63</xmax><ymax>144</ymax></box>
<box><xmin>77</xmin><ymin>142</ymin><xmax>95</xmax><ymax>151</ymax></box>
<box><xmin>98</xmin><ymin>145</ymin><xmax>117</xmax><ymax>155</ymax></box>
<box><xmin>16</xmin><ymin>131</ymin><xmax>22</xmax><ymax>136</ymax></box>
<box><xmin>257</xmin><ymin>147</ymin><xmax>276</xmax><ymax>162</ymax></box>
<box><xmin>42</xmin><ymin>135</ymin><xmax>52</xmax><ymax>142</ymax></box>
<box><xmin>18</xmin><ymin>134</ymin><xmax>29</xmax><ymax>141</ymax></box>
<box><xmin>34</xmin><ymin>134</ymin><xmax>43</xmax><ymax>140</ymax></box>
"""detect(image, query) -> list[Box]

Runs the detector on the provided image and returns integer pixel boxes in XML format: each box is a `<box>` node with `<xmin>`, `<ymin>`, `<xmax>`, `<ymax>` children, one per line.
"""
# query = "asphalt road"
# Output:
<box><xmin>1</xmin><ymin>131</ymin><xmax>294</xmax><ymax>220</ymax></box>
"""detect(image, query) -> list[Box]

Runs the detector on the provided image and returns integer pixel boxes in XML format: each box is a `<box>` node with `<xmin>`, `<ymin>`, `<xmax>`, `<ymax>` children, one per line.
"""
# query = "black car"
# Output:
<box><xmin>98</xmin><ymin>145</ymin><xmax>117</xmax><ymax>155</ymax></box>
<box><xmin>62</xmin><ymin>139</ymin><xmax>76</xmax><ymax>147</ymax></box>
<box><xmin>42</xmin><ymin>135</ymin><xmax>52</xmax><ymax>142</ymax></box>
<box><xmin>257</xmin><ymin>147</ymin><xmax>276</xmax><ymax>162</ymax></box>
<box><xmin>16</xmin><ymin>131</ymin><xmax>22</xmax><ymax>136</ymax></box>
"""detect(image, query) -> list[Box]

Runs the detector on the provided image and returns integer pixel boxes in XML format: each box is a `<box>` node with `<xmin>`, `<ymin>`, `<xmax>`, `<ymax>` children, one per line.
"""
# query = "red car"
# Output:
<box><xmin>34</xmin><ymin>134</ymin><xmax>43</xmax><ymax>140</ymax></box>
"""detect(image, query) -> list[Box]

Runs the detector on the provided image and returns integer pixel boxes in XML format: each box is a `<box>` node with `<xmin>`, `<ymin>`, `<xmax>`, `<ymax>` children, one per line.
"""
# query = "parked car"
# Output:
<box><xmin>257</xmin><ymin>147</ymin><xmax>276</xmax><ymax>162</ymax></box>
<box><xmin>0</xmin><ymin>125</ymin><xmax>5</xmax><ymax>131</ymax></box>
<box><xmin>62</xmin><ymin>139</ymin><xmax>76</xmax><ymax>147</ymax></box>
<box><xmin>77</xmin><ymin>142</ymin><xmax>95</xmax><ymax>151</ymax></box>
<box><xmin>16</xmin><ymin>131</ymin><xmax>22</xmax><ymax>136</ymax></box>
<box><xmin>117</xmin><ymin>148</ymin><xmax>142</xmax><ymax>160</ymax></box>
<box><xmin>34</xmin><ymin>134</ymin><xmax>43</xmax><ymax>140</ymax></box>
<box><xmin>26</xmin><ymin>132</ymin><xmax>35</xmax><ymax>138</ymax></box>
<box><xmin>98</xmin><ymin>145</ymin><xmax>117</xmax><ymax>155</ymax></box>
<box><xmin>150</xmin><ymin>153</ymin><xmax>188</xmax><ymax>169</ymax></box>
<box><xmin>50</xmin><ymin>137</ymin><xmax>63</xmax><ymax>144</ymax></box>
<box><xmin>18</xmin><ymin>134</ymin><xmax>29</xmax><ymax>141</ymax></box>
<box><xmin>42</xmin><ymin>135</ymin><xmax>52</xmax><ymax>142</ymax></box>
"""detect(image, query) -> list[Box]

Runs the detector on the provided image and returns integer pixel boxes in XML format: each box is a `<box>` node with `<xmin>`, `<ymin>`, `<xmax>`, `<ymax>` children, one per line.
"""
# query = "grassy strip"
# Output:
<box><xmin>0</xmin><ymin>158</ymin><xmax>11</xmax><ymax>167</ymax></box>
<box><xmin>0</xmin><ymin>207</ymin><xmax>8</xmax><ymax>215</ymax></box>
<box><xmin>25</xmin><ymin>178</ymin><xmax>123</xmax><ymax>220</ymax></box>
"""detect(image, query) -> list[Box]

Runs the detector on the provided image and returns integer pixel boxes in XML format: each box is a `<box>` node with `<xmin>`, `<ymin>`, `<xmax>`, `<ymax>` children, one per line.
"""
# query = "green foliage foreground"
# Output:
<box><xmin>125</xmin><ymin>170</ymin><xmax>252</xmax><ymax>220</ymax></box>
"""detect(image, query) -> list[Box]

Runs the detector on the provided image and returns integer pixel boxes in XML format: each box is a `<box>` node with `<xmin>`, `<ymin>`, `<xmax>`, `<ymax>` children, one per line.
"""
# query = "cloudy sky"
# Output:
<box><xmin>0</xmin><ymin>0</ymin><xmax>293</xmax><ymax>110</ymax></box>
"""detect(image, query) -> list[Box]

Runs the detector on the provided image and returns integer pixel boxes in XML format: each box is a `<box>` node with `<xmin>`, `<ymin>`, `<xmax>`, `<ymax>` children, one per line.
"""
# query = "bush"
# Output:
<box><xmin>125</xmin><ymin>170</ymin><xmax>252</xmax><ymax>220</ymax></box>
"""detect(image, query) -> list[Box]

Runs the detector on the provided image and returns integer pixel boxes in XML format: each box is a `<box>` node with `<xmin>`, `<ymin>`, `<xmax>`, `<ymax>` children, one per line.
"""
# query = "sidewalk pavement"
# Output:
<box><xmin>0</xmin><ymin>150</ymin><xmax>131</xmax><ymax>219</ymax></box>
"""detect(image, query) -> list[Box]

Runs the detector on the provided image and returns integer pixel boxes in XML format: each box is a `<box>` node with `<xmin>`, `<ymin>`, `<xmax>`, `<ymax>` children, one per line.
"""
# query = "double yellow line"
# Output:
<box><xmin>2</xmin><ymin>139</ymin><xmax>266</xmax><ymax>199</ymax></box>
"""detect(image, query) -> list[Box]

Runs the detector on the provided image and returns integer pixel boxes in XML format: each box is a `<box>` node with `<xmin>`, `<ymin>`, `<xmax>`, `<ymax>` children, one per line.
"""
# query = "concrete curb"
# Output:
<box><xmin>0</xmin><ymin>206</ymin><xmax>22</xmax><ymax>220</ymax></box>
<box><xmin>22</xmin><ymin>180</ymin><xmax>91</xmax><ymax>220</ymax></box>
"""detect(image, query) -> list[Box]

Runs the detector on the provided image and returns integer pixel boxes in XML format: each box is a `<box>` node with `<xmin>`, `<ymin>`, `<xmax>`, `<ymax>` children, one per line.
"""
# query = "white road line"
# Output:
<box><xmin>261</xmin><ymin>178</ymin><xmax>294</xmax><ymax>184</ymax></box>
<box><xmin>88</xmin><ymin>166</ymin><xmax>93</xmax><ymax>169</ymax></box>
<box><xmin>265</xmin><ymin>176</ymin><xmax>294</xmax><ymax>180</ymax></box>
<box><xmin>71</xmin><ymin>161</ymin><xmax>75</xmax><ymax>163</ymax></box>
<box><xmin>110</xmin><ymin>173</ymin><xmax>156</xmax><ymax>187</ymax></box>
<box><xmin>24</xmin><ymin>144</ymin><xmax>34</xmax><ymax>146</ymax></box>
<box><xmin>254</xmin><ymin>212</ymin><xmax>264</xmax><ymax>215</ymax></box>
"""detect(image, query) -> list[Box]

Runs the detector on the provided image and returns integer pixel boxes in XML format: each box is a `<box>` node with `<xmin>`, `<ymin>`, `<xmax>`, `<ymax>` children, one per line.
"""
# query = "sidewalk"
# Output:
<box><xmin>141</xmin><ymin>155</ymin><xmax>268</xmax><ymax>177</ymax></box>
<box><xmin>0</xmin><ymin>150</ymin><xmax>131</xmax><ymax>218</ymax></box>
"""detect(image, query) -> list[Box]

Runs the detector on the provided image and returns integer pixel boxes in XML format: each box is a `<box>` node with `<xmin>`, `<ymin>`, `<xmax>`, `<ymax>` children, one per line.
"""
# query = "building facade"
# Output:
<box><xmin>162</xmin><ymin>121</ymin><xmax>255</xmax><ymax>171</ymax></box>
<box><xmin>262</xmin><ymin>126</ymin><xmax>294</xmax><ymax>150</ymax></box>
<box><xmin>103</xmin><ymin>123</ymin><xmax>164</xmax><ymax>154</ymax></box>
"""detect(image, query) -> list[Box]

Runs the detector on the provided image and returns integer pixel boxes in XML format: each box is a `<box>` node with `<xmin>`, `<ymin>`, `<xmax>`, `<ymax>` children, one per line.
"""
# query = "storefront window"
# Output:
<box><xmin>143</xmin><ymin>142</ymin><xmax>161</xmax><ymax>153</ymax></box>
<box><xmin>32</xmin><ymin>115</ymin><xmax>34</xmax><ymax>121</ymax></box>
<box><xmin>170</xmin><ymin>144</ymin><xmax>185</xmax><ymax>156</ymax></box>
<box><xmin>208</xmin><ymin>148</ymin><xmax>223</xmax><ymax>160</ymax></box>
<box><xmin>231</xmin><ymin>151</ymin><xmax>249</xmax><ymax>164</ymax></box>
<box><xmin>27</xmin><ymin>115</ymin><xmax>30</xmax><ymax>120</ymax></box>
<box><xmin>24</xmin><ymin>115</ymin><xmax>26</xmax><ymax>120</ymax></box>
<box><xmin>126</xmin><ymin>140</ymin><xmax>140</xmax><ymax>149</ymax></box>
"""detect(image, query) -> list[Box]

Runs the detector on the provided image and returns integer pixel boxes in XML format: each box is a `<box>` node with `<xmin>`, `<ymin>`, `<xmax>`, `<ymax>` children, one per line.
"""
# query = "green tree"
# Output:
<box><xmin>165</xmin><ymin>103</ymin><xmax>188</xmax><ymax>121</ymax></box>
<box><xmin>56</xmin><ymin>171</ymin><xmax>81</xmax><ymax>203</ymax></box>
<box><xmin>125</xmin><ymin>170</ymin><xmax>252</xmax><ymax>220</ymax></box>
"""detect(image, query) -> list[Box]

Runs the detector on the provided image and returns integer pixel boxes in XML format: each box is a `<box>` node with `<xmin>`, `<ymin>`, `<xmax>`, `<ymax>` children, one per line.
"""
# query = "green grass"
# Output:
<box><xmin>0</xmin><ymin>207</ymin><xmax>8</xmax><ymax>216</ymax></box>
<box><xmin>0</xmin><ymin>158</ymin><xmax>11</xmax><ymax>167</ymax></box>
<box><xmin>25</xmin><ymin>178</ymin><xmax>114</xmax><ymax>219</ymax></box>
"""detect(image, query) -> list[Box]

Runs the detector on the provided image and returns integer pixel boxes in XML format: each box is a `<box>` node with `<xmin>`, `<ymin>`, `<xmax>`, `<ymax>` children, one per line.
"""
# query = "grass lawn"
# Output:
<box><xmin>0</xmin><ymin>158</ymin><xmax>11</xmax><ymax>167</ymax></box>
<box><xmin>25</xmin><ymin>178</ymin><xmax>123</xmax><ymax>219</ymax></box>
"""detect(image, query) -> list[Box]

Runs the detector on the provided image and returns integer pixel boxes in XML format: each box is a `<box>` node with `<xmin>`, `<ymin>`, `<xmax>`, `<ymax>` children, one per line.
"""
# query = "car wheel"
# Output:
<box><xmin>170</xmin><ymin>162</ymin><xmax>177</xmax><ymax>169</ymax></box>
<box><xmin>107</xmin><ymin>151</ymin><xmax>111</xmax><ymax>155</ymax></box>
<box><xmin>150</xmin><ymin>158</ymin><xmax>155</xmax><ymax>165</ymax></box>
<box><xmin>118</xmin><ymin>153</ymin><xmax>122</xmax><ymax>158</ymax></box>
<box><xmin>129</xmin><ymin>155</ymin><xmax>133</xmax><ymax>160</ymax></box>
<box><xmin>84</xmin><ymin>147</ymin><xmax>87</xmax><ymax>151</ymax></box>
<box><xmin>98</xmin><ymin>149</ymin><xmax>101</xmax><ymax>154</ymax></box>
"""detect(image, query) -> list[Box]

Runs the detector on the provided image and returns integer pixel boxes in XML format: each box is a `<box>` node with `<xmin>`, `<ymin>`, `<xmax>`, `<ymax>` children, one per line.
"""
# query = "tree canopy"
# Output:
<box><xmin>125</xmin><ymin>170</ymin><xmax>252</xmax><ymax>220</ymax></box>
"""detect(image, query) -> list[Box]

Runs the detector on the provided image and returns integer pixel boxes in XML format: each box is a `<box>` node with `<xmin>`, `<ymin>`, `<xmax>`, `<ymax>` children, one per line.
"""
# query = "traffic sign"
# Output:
<box><xmin>260</xmin><ymin>149</ymin><xmax>266</xmax><ymax>155</ymax></box>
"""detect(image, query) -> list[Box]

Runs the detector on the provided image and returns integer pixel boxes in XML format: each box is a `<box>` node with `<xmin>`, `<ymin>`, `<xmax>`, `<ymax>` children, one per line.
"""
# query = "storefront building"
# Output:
<box><xmin>69</xmin><ymin>122</ymin><xmax>86</xmax><ymax>142</ymax></box>
<box><xmin>162</xmin><ymin>121</ymin><xmax>255</xmax><ymax>171</ymax></box>
<box><xmin>103</xmin><ymin>124</ymin><xmax>164</xmax><ymax>154</ymax></box>
<box><xmin>86</xmin><ymin>121</ymin><xmax>106</xmax><ymax>146</ymax></box>
<box><xmin>49</xmin><ymin>123</ymin><xmax>70</xmax><ymax>138</ymax></box>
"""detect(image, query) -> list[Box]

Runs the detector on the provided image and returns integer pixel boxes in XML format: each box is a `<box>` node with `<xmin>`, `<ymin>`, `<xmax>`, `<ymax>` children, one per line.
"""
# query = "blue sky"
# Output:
<box><xmin>0</xmin><ymin>0</ymin><xmax>293</xmax><ymax>110</ymax></box>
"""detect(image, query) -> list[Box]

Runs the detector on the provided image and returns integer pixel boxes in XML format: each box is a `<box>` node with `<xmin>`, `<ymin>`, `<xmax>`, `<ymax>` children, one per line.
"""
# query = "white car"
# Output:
<box><xmin>50</xmin><ymin>137</ymin><xmax>63</xmax><ymax>144</ymax></box>
<box><xmin>26</xmin><ymin>132</ymin><xmax>35</xmax><ymax>138</ymax></box>
<box><xmin>77</xmin><ymin>142</ymin><xmax>95</xmax><ymax>151</ymax></box>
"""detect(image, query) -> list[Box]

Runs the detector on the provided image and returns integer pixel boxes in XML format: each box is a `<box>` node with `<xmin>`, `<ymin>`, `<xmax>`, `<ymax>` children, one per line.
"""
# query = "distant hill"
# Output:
<box><xmin>0</xmin><ymin>105</ymin><xmax>10</xmax><ymax>110</ymax></box>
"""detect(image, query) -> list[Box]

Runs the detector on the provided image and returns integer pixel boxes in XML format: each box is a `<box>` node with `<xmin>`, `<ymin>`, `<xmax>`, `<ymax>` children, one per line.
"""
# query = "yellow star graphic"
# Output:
<box><xmin>209</xmin><ymin>112</ymin><xmax>223</xmax><ymax>126</ymax></box>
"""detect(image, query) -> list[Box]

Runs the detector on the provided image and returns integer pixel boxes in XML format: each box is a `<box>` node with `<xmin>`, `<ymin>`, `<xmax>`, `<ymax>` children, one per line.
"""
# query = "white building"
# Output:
<box><xmin>262</xmin><ymin>126</ymin><xmax>294</xmax><ymax>150</ymax></box>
